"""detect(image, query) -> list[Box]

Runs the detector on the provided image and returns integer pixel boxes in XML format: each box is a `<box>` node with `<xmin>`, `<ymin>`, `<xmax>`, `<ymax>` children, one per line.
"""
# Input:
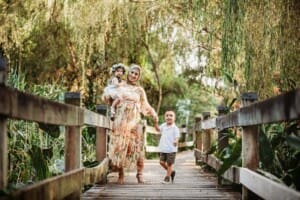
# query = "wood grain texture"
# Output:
<box><xmin>82</xmin><ymin>151</ymin><xmax>241</xmax><ymax>200</ymax></box>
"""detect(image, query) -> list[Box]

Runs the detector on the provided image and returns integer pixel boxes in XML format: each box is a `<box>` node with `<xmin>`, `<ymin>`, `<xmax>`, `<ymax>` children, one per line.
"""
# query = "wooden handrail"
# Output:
<box><xmin>194</xmin><ymin>89</ymin><xmax>300</xmax><ymax>200</ymax></box>
<box><xmin>0</xmin><ymin>85</ymin><xmax>110</xmax><ymax>199</ymax></box>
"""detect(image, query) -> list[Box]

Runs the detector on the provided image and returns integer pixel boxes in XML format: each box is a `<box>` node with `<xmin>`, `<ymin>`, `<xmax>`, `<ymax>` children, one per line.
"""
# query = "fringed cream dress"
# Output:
<box><xmin>108</xmin><ymin>84</ymin><xmax>157</xmax><ymax>168</ymax></box>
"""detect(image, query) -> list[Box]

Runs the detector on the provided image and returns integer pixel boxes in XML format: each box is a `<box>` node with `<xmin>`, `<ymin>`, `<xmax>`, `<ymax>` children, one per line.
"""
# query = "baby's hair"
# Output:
<box><xmin>111</xmin><ymin>63</ymin><xmax>126</xmax><ymax>74</ymax></box>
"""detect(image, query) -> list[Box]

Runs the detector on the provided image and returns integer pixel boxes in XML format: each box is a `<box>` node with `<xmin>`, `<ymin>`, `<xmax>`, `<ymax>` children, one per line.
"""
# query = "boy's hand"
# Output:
<box><xmin>173</xmin><ymin>140</ymin><xmax>178</xmax><ymax>147</ymax></box>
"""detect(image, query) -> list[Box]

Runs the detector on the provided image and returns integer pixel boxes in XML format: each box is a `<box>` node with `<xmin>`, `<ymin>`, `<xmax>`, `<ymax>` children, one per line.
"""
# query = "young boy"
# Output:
<box><xmin>157</xmin><ymin>110</ymin><xmax>180</xmax><ymax>184</ymax></box>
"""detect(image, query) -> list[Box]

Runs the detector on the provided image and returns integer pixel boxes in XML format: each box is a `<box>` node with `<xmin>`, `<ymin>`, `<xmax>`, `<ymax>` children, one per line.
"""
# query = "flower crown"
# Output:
<box><xmin>111</xmin><ymin>63</ymin><xmax>126</xmax><ymax>74</ymax></box>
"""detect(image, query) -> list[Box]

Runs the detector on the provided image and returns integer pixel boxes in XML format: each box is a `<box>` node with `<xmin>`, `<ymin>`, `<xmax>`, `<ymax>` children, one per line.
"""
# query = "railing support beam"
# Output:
<box><xmin>202</xmin><ymin>112</ymin><xmax>211</xmax><ymax>153</ymax></box>
<box><xmin>0</xmin><ymin>56</ymin><xmax>7</xmax><ymax>189</ymax></box>
<box><xmin>64</xmin><ymin>92</ymin><xmax>82</xmax><ymax>172</ymax></box>
<box><xmin>241</xmin><ymin>92</ymin><xmax>259</xmax><ymax>200</ymax></box>
<box><xmin>0</xmin><ymin>116</ymin><xmax>7</xmax><ymax>189</ymax></box>
<box><xmin>96</xmin><ymin>105</ymin><xmax>108</xmax><ymax>162</ymax></box>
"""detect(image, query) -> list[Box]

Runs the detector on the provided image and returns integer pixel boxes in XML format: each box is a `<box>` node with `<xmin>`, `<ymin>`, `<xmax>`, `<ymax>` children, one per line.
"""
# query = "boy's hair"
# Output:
<box><xmin>164</xmin><ymin>107</ymin><xmax>176</xmax><ymax>113</ymax></box>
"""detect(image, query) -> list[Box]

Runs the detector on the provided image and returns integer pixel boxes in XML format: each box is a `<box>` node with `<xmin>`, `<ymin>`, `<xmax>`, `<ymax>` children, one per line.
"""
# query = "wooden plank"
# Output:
<box><xmin>145</xmin><ymin>126</ymin><xmax>159</xmax><ymax>134</ymax></box>
<box><xmin>240</xmin><ymin>168</ymin><xmax>300</xmax><ymax>200</ymax></box>
<box><xmin>201</xmin><ymin>118</ymin><xmax>216</xmax><ymax>130</ymax></box>
<box><xmin>194</xmin><ymin>148</ymin><xmax>202</xmax><ymax>161</ymax></box>
<box><xmin>84</xmin><ymin>158</ymin><xmax>109</xmax><ymax>185</ymax></box>
<box><xmin>216</xmin><ymin>89</ymin><xmax>300</xmax><ymax>130</ymax></box>
<box><xmin>146</xmin><ymin>146</ymin><xmax>160</xmax><ymax>152</ymax></box>
<box><xmin>206</xmin><ymin>154</ymin><xmax>222</xmax><ymax>171</ymax></box>
<box><xmin>194</xmin><ymin>149</ymin><xmax>239</xmax><ymax>184</ymax></box>
<box><xmin>84</xmin><ymin>109</ymin><xmax>111</xmax><ymax>128</ymax></box>
<box><xmin>10</xmin><ymin>169</ymin><xmax>84</xmax><ymax>200</ymax></box>
<box><xmin>178</xmin><ymin>141</ymin><xmax>194</xmax><ymax>148</ymax></box>
<box><xmin>223</xmin><ymin>166</ymin><xmax>240</xmax><ymax>184</ymax></box>
<box><xmin>96</xmin><ymin>127</ymin><xmax>107</xmax><ymax>162</ymax></box>
<box><xmin>0</xmin><ymin>86</ymin><xmax>83</xmax><ymax>126</ymax></box>
<box><xmin>82</xmin><ymin>151</ymin><xmax>241</xmax><ymax>200</ymax></box>
<box><xmin>65</xmin><ymin>126</ymin><xmax>81</xmax><ymax>171</ymax></box>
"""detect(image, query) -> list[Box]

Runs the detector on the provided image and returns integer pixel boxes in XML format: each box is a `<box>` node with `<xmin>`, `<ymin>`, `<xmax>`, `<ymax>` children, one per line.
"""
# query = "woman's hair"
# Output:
<box><xmin>127</xmin><ymin>64</ymin><xmax>142</xmax><ymax>82</ymax></box>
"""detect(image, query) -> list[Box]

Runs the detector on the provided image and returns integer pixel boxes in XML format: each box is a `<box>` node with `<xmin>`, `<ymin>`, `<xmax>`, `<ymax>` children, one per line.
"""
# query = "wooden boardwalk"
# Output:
<box><xmin>82</xmin><ymin>151</ymin><xmax>241</xmax><ymax>199</ymax></box>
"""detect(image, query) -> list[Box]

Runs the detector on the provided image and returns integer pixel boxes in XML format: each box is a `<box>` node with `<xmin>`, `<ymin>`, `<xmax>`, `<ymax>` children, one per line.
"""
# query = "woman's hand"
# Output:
<box><xmin>154</xmin><ymin>122</ymin><xmax>160</xmax><ymax>132</ymax></box>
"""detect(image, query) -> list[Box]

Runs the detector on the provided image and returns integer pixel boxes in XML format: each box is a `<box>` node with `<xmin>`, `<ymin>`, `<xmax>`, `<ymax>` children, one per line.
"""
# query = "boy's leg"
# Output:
<box><xmin>167</xmin><ymin>153</ymin><xmax>176</xmax><ymax>183</ymax></box>
<box><xmin>160</xmin><ymin>153</ymin><xmax>170</xmax><ymax>184</ymax></box>
<box><xmin>167</xmin><ymin>163</ymin><xmax>173</xmax><ymax>177</ymax></box>
<box><xmin>159</xmin><ymin>153</ymin><xmax>168</xmax><ymax>170</ymax></box>
<box><xmin>160</xmin><ymin>161</ymin><xmax>168</xmax><ymax>170</ymax></box>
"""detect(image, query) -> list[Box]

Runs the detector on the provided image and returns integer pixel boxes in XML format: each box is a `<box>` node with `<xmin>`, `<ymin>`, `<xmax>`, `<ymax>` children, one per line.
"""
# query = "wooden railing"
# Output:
<box><xmin>0</xmin><ymin>65</ymin><xmax>190</xmax><ymax>199</ymax></box>
<box><xmin>194</xmin><ymin>89</ymin><xmax>300</xmax><ymax>200</ymax></box>
<box><xmin>0</xmin><ymin>65</ymin><xmax>112</xmax><ymax>199</ymax></box>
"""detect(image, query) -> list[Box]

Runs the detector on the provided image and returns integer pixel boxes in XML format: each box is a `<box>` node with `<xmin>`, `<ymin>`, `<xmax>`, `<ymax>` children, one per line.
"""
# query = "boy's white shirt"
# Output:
<box><xmin>158</xmin><ymin>122</ymin><xmax>180</xmax><ymax>153</ymax></box>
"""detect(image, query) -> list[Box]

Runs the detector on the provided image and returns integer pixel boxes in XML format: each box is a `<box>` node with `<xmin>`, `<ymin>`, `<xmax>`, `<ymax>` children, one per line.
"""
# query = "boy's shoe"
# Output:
<box><xmin>161</xmin><ymin>176</ymin><xmax>171</xmax><ymax>184</ymax></box>
<box><xmin>171</xmin><ymin>171</ymin><xmax>176</xmax><ymax>183</ymax></box>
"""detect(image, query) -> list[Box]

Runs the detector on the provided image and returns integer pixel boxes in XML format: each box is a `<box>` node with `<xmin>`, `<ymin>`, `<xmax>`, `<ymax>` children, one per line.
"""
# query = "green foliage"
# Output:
<box><xmin>6</xmin><ymin>70</ymin><xmax>66</xmax><ymax>188</ymax></box>
<box><xmin>216</xmin><ymin>129</ymin><xmax>242</xmax><ymax>176</ymax></box>
<box><xmin>81</xmin><ymin>127</ymin><xmax>96</xmax><ymax>162</ymax></box>
<box><xmin>28</xmin><ymin>145</ymin><xmax>50</xmax><ymax>180</ymax></box>
<box><xmin>260</xmin><ymin>122</ymin><xmax>300</xmax><ymax>190</ymax></box>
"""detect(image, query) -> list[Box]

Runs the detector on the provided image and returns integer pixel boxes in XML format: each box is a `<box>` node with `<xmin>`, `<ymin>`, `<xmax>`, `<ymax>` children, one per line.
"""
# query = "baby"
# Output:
<box><xmin>103</xmin><ymin>63</ymin><xmax>126</xmax><ymax>120</ymax></box>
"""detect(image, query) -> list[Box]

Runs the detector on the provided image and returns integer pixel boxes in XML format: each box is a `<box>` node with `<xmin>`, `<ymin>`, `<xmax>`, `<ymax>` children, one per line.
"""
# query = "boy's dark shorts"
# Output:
<box><xmin>159</xmin><ymin>152</ymin><xmax>176</xmax><ymax>165</ymax></box>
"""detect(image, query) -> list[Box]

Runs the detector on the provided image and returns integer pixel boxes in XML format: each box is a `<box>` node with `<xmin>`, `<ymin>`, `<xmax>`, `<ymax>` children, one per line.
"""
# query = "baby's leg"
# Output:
<box><xmin>110</xmin><ymin>98</ymin><xmax>121</xmax><ymax>121</ymax></box>
<box><xmin>111</xmin><ymin>98</ymin><xmax>121</xmax><ymax>109</ymax></box>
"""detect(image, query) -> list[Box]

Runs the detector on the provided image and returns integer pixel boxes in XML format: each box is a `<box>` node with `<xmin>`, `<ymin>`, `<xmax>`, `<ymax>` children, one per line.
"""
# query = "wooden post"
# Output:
<box><xmin>202</xmin><ymin>112</ymin><xmax>211</xmax><ymax>153</ymax></box>
<box><xmin>241</xmin><ymin>92</ymin><xmax>259</xmax><ymax>200</ymax></box>
<box><xmin>194</xmin><ymin>115</ymin><xmax>202</xmax><ymax>163</ymax></box>
<box><xmin>0</xmin><ymin>116</ymin><xmax>7</xmax><ymax>189</ymax></box>
<box><xmin>217</xmin><ymin>105</ymin><xmax>229</xmax><ymax>185</ymax></box>
<box><xmin>217</xmin><ymin>105</ymin><xmax>229</xmax><ymax>153</ymax></box>
<box><xmin>180</xmin><ymin>124</ymin><xmax>187</xmax><ymax>151</ymax></box>
<box><xmin>95</xmin><ymin>105</ymin><xmax>108</xmax><ymax>162</ymax></box>
<box><xmin>0</xmin><ymin>55</ymin><xmax>7</xmax><ymax>85</ymax></box>
<box><xmin>194</xmin><ymin>116</ymin><xmax>202</xmax><ymax>151</ymax></box>
<box><xmin>0</xmin><ymin>56</ymin><xmax>7</xmax><ymax>189</ymax></box>
<box><xmin>64</xmin><ymin>92</ymin><xmax>81</xmax><ymax>172</ymax></box>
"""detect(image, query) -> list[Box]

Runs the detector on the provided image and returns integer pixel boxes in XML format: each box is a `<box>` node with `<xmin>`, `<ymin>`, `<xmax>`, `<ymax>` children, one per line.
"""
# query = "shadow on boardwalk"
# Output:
<box><xmin>82</xmin><ymin>150</ymin><xmax>241</xmax><ymax>199</ymax></box>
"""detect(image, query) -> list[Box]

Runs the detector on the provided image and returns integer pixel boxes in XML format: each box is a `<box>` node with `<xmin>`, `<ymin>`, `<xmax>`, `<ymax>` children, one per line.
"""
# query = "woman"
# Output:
<box><xmin>104</xmin><ymin>63</ymin><xmax>158</xmax><ymax>184</ymax></box>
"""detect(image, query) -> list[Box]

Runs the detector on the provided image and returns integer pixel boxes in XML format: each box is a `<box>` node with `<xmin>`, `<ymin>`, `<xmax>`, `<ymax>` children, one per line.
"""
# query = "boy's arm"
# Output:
<box><xmin>173</xmin><ymin>127</ymin><xmax>180</xmax><ymax>146</ymax></box>
<box><xmin>173</xmin><ymin>137</ymin><xmax>179</xmax><ymax>147</ymax></box>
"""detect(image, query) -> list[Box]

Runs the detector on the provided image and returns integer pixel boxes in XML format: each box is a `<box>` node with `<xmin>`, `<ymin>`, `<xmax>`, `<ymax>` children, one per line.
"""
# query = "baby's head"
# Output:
<box><xmin>111</xmin><ymin>63</ymin><xmax>126</xmax><ymax>77</ymax></box>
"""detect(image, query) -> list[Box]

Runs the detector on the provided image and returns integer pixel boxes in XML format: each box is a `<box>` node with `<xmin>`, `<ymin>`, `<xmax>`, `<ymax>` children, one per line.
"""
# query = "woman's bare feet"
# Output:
<box><xmin>117</xmin><ymin>167</ymin><xmax>124</xmax><ymax>184</ymax></box>
<box><xmin>136</xmin><ymin>173</ymin><xmax>144</xmax><ymax>184</ymax></box>
<box><xmin>117</xmin><ymin>176</ymin><xmax>124</xmax><ymax>184</ymax></box>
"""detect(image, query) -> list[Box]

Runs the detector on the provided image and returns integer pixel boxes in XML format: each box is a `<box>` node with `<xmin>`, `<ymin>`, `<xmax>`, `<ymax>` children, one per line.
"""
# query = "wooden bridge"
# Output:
<box><xmin>82</xmin><ymin>150</ymin><xmax>241</xmax><ymax>200</ymax></box>
<box><xmin>0</xmin><ymin>67</ymin><xmax>300</xmax><ymax>200</ymax></box>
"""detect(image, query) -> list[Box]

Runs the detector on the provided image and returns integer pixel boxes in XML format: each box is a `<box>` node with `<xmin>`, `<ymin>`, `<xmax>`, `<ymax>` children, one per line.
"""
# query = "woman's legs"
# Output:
<box><xmin>136</xmin><ymin>157</ymin><xmax>144</xmax><ymax>183</ymax></box>
<box><xmin>117</xmin><ymin>167</ymin><xmax>124</xmax><ymax>184</ymax></box>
